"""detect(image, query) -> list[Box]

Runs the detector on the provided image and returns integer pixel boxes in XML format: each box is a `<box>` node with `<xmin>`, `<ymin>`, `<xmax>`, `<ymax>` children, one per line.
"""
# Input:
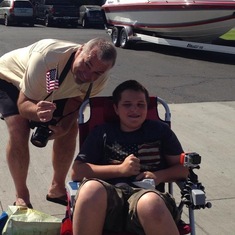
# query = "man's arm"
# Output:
<box><xmin>18</xmin><ymin>92</ymin><xmax>83</xmax><ymax>138</ymax></box>
<box><xmin>17</xmin><ymin>91</ymin><xmax>56</xmax><ymax>122</ymax></box>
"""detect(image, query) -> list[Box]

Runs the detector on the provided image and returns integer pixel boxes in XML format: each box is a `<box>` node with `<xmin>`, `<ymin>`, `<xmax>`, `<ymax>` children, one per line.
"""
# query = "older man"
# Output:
<box><xmin>0</xmin><ymin>37</ymin><xmax>117</xmax><ymax>208</ymax></box>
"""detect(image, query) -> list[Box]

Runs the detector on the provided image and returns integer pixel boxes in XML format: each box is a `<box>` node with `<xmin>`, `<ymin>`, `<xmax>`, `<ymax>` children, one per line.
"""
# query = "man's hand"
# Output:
<box><xmin>36</xmin><ymin>101</ymin><xmax>56</xmax><ymax>122</ymax></box>
<box><xmin>119</xmin><ymin>154</ymin><xmax>141</xmax><ymax>177</ymax></box>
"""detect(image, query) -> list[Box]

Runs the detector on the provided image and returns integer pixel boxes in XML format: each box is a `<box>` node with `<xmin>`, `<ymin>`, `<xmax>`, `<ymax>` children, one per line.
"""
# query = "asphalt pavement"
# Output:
<box><xmin>0</xmin><ymin>100</ymin><xmax>234</xmax><ymax>235</ymax></box>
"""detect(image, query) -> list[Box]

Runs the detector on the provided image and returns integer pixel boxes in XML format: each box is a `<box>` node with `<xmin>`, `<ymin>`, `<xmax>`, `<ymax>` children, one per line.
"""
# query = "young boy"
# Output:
<box><xmin>71</xmin><ymin>80</ymin><xmax>188</xmax><ymax>235</ymax></box>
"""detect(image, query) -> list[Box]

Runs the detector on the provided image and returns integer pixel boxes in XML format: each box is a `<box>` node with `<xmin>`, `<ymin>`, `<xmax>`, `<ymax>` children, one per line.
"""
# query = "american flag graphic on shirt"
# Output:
<box><xmin>105</xmin><ymin>141</ymin><xmax>161</xmax><ymax>172</ymax></box>
<box><xmin>46</xmin><ymin>67</ymin><xmax>59</xmax><ymax>93</ymax></box>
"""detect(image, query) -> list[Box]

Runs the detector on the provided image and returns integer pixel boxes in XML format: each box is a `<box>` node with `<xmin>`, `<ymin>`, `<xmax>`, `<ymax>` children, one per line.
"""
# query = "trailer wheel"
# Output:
<box><xmin>120</xmin><ymin>27</ymin><xmax>130</xmax><ymax>48</ymax></box>
<box><xmin>111</xmin><ymin>27</ymin><xmax>120</xmax><ymax>47</ymax></box>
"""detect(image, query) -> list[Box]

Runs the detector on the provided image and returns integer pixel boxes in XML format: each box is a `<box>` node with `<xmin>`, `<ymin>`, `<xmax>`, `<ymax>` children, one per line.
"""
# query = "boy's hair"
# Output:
<box><xmin>112</xmin><ymin>80</ymin><xmax>150</xmax><ymax>105</ymax></box>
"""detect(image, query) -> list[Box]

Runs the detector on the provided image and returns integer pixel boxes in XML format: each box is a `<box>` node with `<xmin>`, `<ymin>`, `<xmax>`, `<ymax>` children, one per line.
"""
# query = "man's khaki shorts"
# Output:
<box><xmin>76</xmin><ymin>178</ymin><xmax>180</xmax><ymax>235</ymax></box>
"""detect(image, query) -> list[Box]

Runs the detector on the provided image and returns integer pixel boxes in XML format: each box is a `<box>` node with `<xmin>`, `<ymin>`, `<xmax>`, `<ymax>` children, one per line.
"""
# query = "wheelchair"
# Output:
<box><xmin>62</xmin><ymin>96</ymin><xmax>211</xmax><ymax>235</ymax></box>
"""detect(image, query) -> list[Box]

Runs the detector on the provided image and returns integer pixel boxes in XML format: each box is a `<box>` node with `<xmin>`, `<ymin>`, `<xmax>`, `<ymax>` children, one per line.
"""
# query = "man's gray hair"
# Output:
<box><xmin>83</xmin><ymin>38</ymin><xmax>117</xmax><ymax>67</ymax></box>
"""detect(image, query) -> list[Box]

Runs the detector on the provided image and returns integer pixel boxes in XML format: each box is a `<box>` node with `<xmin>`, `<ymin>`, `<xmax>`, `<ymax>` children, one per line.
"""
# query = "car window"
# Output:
<box><xmin>0</xmin><ymin>1</ymin><xmax>11</xmax><ymax>7</ymax></box>
<box><xmin>14</xmin><ymin>1</ymin><xmax>32</xmax><ymax>8</ymax></box>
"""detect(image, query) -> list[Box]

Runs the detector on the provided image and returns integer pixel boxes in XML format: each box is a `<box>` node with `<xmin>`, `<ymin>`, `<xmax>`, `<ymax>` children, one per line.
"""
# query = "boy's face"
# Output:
<box><xmin>114</xmin><ymin>89</ymin><xmax>148</xmax><ymax>132</ymax></box>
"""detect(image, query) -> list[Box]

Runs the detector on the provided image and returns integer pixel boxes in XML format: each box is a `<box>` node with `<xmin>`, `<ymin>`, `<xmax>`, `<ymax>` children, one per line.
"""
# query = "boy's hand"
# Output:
<box><xmin>135</xmin><ymin>171</ymin><xmax>158</xmax><ymax>185</ymax></box>
<box><xmin>120</xmin><ymin>154</ymin><xmax>140</xmax><ymax>177</ymax></box>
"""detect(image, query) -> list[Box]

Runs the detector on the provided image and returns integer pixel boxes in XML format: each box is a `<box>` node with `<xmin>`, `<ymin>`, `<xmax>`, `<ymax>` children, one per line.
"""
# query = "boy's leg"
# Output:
<box><xmin>137</xmin><ymin>192</ymin><xmax>179</xmax><ymax>235</ymax></box>
<box><xmin>72</xmin><ymin>179</ymin><xmax>128</xmax><ymax>235</ymax></box>
<box><xmin>72</xmin><ymin>180</ymin><xmax>107</xmax><ymax>235</ymax></box>
<box><xmin>126</xmin><ymin>190</ymin><xmax>180</xmax><ymax>235</ymax></box>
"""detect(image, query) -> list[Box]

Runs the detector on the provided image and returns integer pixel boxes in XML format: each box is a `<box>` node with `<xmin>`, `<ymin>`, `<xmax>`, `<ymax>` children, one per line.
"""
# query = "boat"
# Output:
<box><xmin>102</xmin><ymin>0</ymin><xmax>235</xmax><ymax>43</ymax></box>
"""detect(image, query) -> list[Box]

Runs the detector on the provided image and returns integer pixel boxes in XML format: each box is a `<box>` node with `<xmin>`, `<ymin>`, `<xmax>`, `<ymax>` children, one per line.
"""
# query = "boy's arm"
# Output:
<box><xmin>155</xmin><ymin>154</ymin><xmax>189</xmax><ymax>184</ymax></box>
<box><xmin>135</xmin><ymin>154</ymin><xmax>189</xmax><ymax>185</ymax></box>
<box><xmin>71</xmin><ymin>154</ymin><xmax>141</xmax><ymax>181</ymax></box>
<box><xmin>71</xmin><ymin>160</ymin><xmax>121</xmax><ymax>181</ymax></box>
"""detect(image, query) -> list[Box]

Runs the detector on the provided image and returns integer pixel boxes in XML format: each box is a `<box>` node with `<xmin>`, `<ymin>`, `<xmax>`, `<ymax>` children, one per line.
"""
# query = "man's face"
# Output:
<box><xmin>71</xmin><ymin>46</ymin><xmax>113</xmax><ymax>84</ymax></box>
<box><xmin>114</xmin><ymin>90</ymin><xmax>148</xmax><ymax>132</ymax></box>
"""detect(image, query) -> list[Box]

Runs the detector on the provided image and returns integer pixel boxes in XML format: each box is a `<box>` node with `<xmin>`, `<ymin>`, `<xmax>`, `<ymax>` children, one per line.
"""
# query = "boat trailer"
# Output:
<box><xmin>107</xmin><ymin>26</ymin><xmax>235</xmax><ymax>55</ymax></box>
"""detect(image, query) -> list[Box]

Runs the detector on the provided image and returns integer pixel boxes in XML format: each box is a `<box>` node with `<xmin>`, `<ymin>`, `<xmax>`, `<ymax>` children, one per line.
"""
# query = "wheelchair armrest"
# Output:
<box><xmin>66</xmin><ymin>181</ymin><xmax>80</xmax><ymax>207</ymax></box>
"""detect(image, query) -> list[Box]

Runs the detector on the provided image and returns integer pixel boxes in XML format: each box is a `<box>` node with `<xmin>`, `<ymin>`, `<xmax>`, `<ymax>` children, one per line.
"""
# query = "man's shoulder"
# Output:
<box><xmin>36</xmin><ymin>38</ymin><xmax>79</xmax><ymax>46</ymax></box>
<box><xmin>31</xmin><ymin>39</ymin><xmax>80</xmax><ymax>54</ymax></box>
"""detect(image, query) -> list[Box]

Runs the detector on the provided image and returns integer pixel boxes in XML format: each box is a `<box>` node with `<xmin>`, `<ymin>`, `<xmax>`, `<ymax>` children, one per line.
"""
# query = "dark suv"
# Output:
<box><xmin>34</xmin><ymin>0</ymin><xmax>79</xmax><ymax>27</ymax></box>
<box><xmin>78</xmin><ymin>5</ymin><xmax>104</xmax><ymax>28</ymax></box>
<box><xmin>0</xmin><ymin>0</ymin><xmax>34</xmax><ymax>26</ymax></box>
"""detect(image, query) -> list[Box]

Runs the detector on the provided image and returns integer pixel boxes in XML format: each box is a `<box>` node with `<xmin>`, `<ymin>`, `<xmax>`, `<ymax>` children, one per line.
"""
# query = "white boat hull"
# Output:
<box><xmin>103</xmin><ymin>0</ymin><xmax>235</xmax><ymax>42</ymax></box>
